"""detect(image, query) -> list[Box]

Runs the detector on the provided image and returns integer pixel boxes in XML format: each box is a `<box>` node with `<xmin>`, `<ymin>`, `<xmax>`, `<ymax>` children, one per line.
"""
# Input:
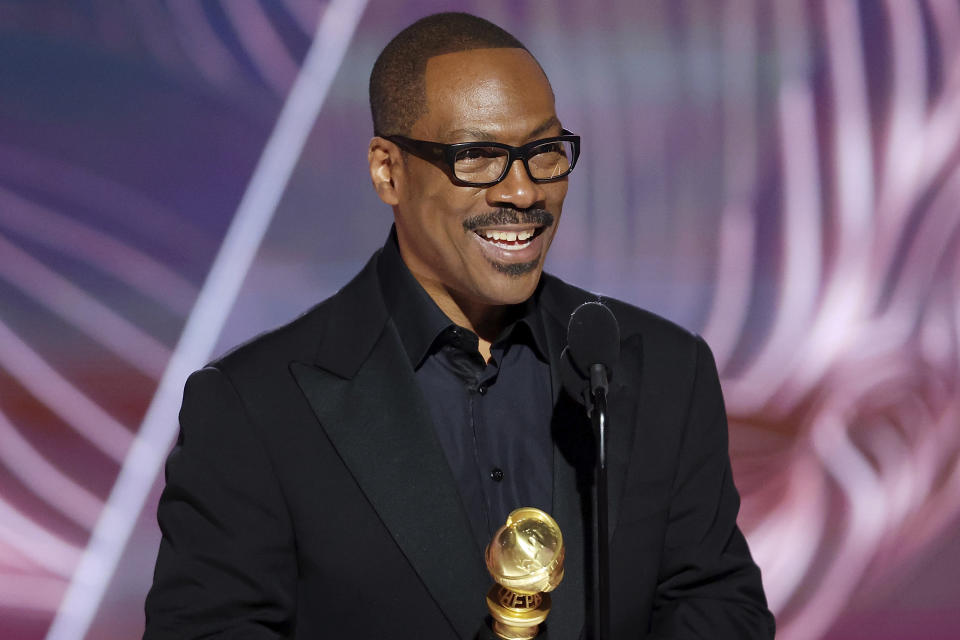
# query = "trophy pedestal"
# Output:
<box><xmin>485</xmin><ymin>585</ymin><xmax>551</xmax><ymax>640</ymax></box>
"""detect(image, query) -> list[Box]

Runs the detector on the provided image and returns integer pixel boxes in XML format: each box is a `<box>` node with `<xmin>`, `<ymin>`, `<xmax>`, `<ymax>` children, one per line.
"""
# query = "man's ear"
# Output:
<box><xmin>368</xmin><ymin>137</ymin><xmax>401</xmax><ymax>206</ymax></box>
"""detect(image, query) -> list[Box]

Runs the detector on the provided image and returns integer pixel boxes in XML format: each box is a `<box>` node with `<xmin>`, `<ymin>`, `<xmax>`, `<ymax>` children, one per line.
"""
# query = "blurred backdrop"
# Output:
<box><xmin>1</xmin><ymin>1</ymin><xmax>959</xmax><ymax>638</ymax></box>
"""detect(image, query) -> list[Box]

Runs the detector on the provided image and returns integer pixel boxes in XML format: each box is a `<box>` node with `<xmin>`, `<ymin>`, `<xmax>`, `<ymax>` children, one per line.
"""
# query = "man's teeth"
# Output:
<box><xmin>478</xmin><ymin>228</ymin><xmax>537</xmax><ymax>251</ymax></box>
<box><xmin>481</xmin><ymin>229</ymin><xmax>535</xmax><ymax>242</ymax></box>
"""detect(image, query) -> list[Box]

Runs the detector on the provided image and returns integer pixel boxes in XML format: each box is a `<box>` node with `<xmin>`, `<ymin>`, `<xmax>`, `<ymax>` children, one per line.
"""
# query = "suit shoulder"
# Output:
<box><xmin>208</xmin><ymin>251</ymin><xmax>383</xmax><ymax>383</ymax></box>
<box><xmin>210</xmin><ymin>297</ymin><xmax>332</xmax><ymax>377</ymax></box>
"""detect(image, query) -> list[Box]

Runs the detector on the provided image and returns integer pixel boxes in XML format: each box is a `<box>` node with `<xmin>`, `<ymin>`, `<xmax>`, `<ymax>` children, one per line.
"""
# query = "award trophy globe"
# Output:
<box><xmin>485</xmin><ymin>507</ymin><xmax>565</xmax><ymax>640</ymax></box>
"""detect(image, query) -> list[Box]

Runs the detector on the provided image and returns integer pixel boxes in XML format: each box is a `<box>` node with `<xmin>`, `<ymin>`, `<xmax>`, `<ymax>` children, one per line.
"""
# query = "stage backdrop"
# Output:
<box><xmin>1</xmin><ymin>1</ymin><xmax>959</xmax><ymax>639</ymax></box>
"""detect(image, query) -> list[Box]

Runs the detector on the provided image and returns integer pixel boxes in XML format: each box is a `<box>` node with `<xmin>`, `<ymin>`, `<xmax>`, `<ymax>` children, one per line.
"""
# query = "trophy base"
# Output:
<box><xmin>486</xmin><ymin>585</ymin><xmax>552</xmax><ymax>640</ymax></box>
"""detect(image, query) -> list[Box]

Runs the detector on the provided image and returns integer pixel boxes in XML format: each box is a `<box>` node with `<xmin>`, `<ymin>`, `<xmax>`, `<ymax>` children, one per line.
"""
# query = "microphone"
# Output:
<box><xmin>561</xmin><ymin>301</ymin><xmax>620</xmax><ymax>412</ymax></box>
<box><xmin>560</xmin><ymin>300</ymin><xmax>620</xmax><ymax>640</ymax></box>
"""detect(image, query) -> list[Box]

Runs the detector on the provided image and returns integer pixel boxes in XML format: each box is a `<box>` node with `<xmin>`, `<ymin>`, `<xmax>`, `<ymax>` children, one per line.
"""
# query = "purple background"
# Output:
<box><xmin>1</xmin><ymin>1</ymin><xmax>959</xmax><ymax>639</ymax></box>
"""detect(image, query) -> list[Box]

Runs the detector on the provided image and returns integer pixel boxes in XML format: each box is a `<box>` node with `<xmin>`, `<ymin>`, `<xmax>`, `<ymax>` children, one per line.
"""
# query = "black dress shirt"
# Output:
<box><xmin>377</xmin><ymin>231</ymin><xmax>553</xmax><ymax>552</ymax></box>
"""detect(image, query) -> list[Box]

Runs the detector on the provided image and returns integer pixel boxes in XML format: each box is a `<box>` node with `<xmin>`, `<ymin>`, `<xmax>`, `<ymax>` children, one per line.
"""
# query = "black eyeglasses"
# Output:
<box><xmin>378</xmin><ymin>129</ymin><xmax>581</xmax><ymax>187</ymax></box>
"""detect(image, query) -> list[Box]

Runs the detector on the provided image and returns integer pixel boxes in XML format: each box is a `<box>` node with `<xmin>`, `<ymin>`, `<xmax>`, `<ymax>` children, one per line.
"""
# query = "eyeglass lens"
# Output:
<box><xmin>453</xmin><ymin>140</ymin><xmax>575</xmax><ymax>184</ymax></box>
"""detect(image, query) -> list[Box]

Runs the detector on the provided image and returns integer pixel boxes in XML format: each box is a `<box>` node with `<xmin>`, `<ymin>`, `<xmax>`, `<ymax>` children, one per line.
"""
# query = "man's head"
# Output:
<box><xmin>369</xmin><ymin>12</ymin><xmax>533</xmax><ymax>138</ymax></box>
<box><xmin>368</xmin><ymin>13</ymin><xmax>572</xmax><ymax>317</ymax></box>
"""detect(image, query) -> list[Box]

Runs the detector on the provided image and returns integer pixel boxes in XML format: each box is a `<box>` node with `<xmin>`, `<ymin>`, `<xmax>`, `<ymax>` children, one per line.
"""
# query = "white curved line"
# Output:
<box><xmin>222</xmin><ymin>1</ymin><xmax>300</xmax><ymax>96</ymax></box>
<box><xmin>700</xmin><ymin>0</ymin><xmax>758</xmax><ymax>369</ymax></box>
<box><xmin>823</xmin><ymin>0</ymin><xmax>875</xmax><ymax>235</ymax></box>
<box><xmin>166</xmin><ymin>0</ymin><xmax>241</xmax><ymax>89</ymax></box>
<box><xmin>892</xmin><ymin>402</ymin><xmax>960</xmax><ymax>561</ymax></box>
<box><xmin>0</xmin><ymin>143</ymin><xmax>211</xmax><ymax>258</ymax></box>
<box><xmin>0</xmin><ymin>320</ymin><xmax>132</xmax><ymax>461</ymax></box>
<box><xmin>0</xmin><ymin>496</ymin><xmax>82</xmax><ymax>578</ymax></box>
<box><xmin>875</xmin><ymin>0</ymin><xmax>926</xmax><ymax>241</ymax></box>
<box><xmin>0</xmin><ymin>573</ymin><xmax>66</xmax><ymax>612</ymax></box>
<box><xmin>0</xmin><ymin>187</ymin><xmax>197</xmax><ymax>316</ymax></box>
<box><xmin>785</xmin><ymin>0</ymin><xmax>875</xmax><ymax>402</ymax></box>
<box><xmin>886</xmin><ymin>163</ymin><xmax>960</xmax><ymax>318</ymax></box>
<box><xmin>44</xmin><ymin>2</ymin><xmax>370</xmax><ymax>638</ymax></box>
<box><xmin>726</xmin><ymin>0</ymin><xmax>822</xmax><ymax>412</ymax></box>
<box><xmin>0</xmin><ymin>406</ymin><xmax>103</xmax><ymax>529</ymax></box>
<box><xmin>0</xmin><ymin>233</ymin><xmax>170</xmax><ymax>379</ymax></box>
<box><xmin>781</xmin><ymin>415</ymin><xmax>887</xmax><ymax>640</ymax></box>
<box><xmin>281</xmin><ymin>0</ymin><xmax>322</xmax><ymax>33</ymax></box>
<box><xmin>747</xmin><ymin>455</ymin><xmax>827</xmax><ymax>612</ymax></box>
<box><xmin>928</xmin><ymin>0</ymin><xmax>960</xmax><ymax>63</ymax></box>
<box><xmin>921</xmin><ymin>24</ymin><xmax>960</xmax><ymax>190</ymax></box>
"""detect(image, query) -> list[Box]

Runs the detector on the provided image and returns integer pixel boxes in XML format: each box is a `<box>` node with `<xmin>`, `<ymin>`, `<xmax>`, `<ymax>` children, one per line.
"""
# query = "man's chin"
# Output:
<box><xmin>476</xmin><ymin>266</ymin><xmax>542</xmax><ymax>306</ymax></box>
<box><xmin>489</xmin><ymin>258</ymin><xmax>540</xmax><ymax>277</ymax></box>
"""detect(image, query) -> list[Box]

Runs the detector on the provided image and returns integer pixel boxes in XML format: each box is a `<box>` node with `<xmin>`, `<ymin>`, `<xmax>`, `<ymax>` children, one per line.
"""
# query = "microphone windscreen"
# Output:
<box><xmin>566</xmin><ymin>301</ymin><xmax>620</xmax><ymax>372</ymax></box>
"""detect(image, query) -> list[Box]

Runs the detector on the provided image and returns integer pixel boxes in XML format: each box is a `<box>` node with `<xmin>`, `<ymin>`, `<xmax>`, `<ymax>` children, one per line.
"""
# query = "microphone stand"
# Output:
<box><xmin>588</xmin><ymin>364</ymin><xmax>610</xmax><ymax>640</ymax></box>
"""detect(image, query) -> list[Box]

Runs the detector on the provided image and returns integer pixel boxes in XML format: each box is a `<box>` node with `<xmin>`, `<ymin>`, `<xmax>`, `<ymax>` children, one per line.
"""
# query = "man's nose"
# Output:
<box><xmin>486</xmin><ymin>159</ymin><xmax>545</xmax><ymax>209</ymax></box>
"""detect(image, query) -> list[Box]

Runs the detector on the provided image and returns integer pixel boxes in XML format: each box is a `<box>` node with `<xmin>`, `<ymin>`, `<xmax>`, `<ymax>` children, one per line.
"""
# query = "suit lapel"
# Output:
<box><xmin>291</xmin><ymin>331</ymin><xmax>489</xmax><ymax>639</ymax></box>
<box><xmin>606</xmin><ymin>333</ymin><xmax>643</xmax><ymax>538</ymax></box>
<box><xmin>541</xmin><ymin>307</ymin><xmax>586</xmax><ymax>640</ymax></box>
<box><xmin>290</xmin><ymin>254</ymin><xmax>489</xmax><ymax>640</ymax></box>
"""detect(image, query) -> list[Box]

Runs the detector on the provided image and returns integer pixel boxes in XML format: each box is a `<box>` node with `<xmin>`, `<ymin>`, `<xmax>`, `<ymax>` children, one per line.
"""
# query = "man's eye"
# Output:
<box><xmin>458</xmin><ymin>147</ymin><xmax>501</xmax><ymax>162</ymax></box>
<box><xmin>532</xmin><ymin>142</ymin><xmax>566</xmax><ymax>157</ymax></box>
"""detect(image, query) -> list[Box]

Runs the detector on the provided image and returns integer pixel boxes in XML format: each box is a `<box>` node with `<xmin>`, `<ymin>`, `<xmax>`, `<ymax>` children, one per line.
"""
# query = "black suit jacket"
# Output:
<box><xmin>145</xmin><ymin>250</ymin><xmax>775</xmax><ymax>639</ymax></box>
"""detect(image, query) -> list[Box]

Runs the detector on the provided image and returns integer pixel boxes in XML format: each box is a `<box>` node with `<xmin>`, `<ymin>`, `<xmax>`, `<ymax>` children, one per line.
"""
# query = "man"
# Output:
<box><xmin>145</xmin><ymin>12</ymin><xmax>774</xmax><ymax>639</ymax></box>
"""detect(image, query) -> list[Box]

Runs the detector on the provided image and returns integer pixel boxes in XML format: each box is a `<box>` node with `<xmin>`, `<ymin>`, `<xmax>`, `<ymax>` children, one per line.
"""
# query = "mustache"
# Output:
<box><xmin>462</xmin><ymin>208</ymin><xmax>555</xmax><ymax>232</ymax></box>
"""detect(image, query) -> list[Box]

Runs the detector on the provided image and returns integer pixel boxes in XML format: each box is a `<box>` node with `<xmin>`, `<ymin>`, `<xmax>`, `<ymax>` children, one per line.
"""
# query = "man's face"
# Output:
<box><xmin>385</xmin><ymin>48</ymin><xmax>568</xmax><ymax>308</ymax></box>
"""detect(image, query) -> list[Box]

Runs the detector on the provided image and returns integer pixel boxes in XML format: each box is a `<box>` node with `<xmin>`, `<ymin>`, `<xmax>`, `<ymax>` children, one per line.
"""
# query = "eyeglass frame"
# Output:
<box><xmin>376</xmin><ymin>129</ymin><xmax>581</xmax><ymax>187</ymax></box>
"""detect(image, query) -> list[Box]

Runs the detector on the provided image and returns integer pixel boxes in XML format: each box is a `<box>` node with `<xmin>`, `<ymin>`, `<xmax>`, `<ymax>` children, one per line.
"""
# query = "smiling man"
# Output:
<box><xmin>145</xmin><ymin>12</ymin><xmax>774</xmax><ymax>640</ymax></box>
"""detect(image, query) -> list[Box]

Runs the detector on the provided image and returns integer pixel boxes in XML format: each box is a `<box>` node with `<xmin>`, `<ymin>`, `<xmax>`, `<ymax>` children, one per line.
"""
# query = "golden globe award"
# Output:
<box><xmin>485</xmin><ymin>508</ymin><xmax>565</xmax><ymax>640</ymax></box>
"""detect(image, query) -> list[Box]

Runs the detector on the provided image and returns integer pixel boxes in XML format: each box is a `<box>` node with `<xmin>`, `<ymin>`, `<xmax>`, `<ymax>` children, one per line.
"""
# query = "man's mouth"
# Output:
<box><xmin>475</xmin><ymin>225</ymin><xmax>546</xmax><ymax>251</ymax></box>
<box><xmin>462</xmin><ymin>209</ymin><xmax>555</xmax><ymax>254</ymax></box>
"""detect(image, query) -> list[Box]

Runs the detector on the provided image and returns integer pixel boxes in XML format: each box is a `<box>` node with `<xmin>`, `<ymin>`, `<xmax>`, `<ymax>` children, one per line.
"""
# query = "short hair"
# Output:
<box><xmin>369</xmin><ymin>12</ymin><xmax>535</xmax><ymax>136</ymax></box>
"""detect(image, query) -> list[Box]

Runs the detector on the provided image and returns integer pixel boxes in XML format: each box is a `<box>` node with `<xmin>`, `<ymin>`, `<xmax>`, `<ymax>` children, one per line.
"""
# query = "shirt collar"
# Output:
<box><xmin>376</xmin><ymin>227</ymin><xmax>550</xmax><ymax>367</ymax></box>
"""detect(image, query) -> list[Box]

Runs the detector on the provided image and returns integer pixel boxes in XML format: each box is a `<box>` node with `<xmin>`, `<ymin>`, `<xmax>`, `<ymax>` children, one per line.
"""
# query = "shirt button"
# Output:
<box><xmin>478</xmin><ymin>384</ymin><xmax>487</xmax><ymax>395</ymax></box>
<box><xmin>490</xmin><ymin>468</ymin><xmax>504</xmax><ymax>482</ymax></box>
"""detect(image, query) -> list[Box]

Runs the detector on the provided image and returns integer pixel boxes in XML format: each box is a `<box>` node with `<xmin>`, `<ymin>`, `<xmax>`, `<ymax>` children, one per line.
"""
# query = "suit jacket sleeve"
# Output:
<box><xmin>144</xmin><ymin>366</ymin><xmax>297</xmax><ymax>639</ymax></box>
<box><xmin>648</xmin><ymin>337</ymin><xmax>775</xmax><ymax>639</ymax></box>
